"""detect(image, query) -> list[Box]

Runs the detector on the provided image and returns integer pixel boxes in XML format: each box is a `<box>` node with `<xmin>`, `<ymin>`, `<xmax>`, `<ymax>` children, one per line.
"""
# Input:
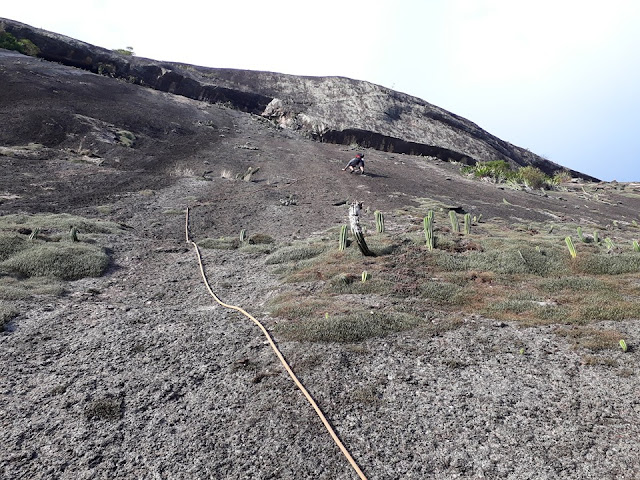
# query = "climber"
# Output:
<box><xmin>342</xmin><ymin>153</ymin><xmax>365</xmax><ymax>174</ymax></box>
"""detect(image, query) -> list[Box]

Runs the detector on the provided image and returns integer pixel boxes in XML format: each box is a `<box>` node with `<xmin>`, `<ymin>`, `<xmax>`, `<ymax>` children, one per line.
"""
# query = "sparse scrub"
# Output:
<box><xmin>556</xmin><ymin>327</ymin><xmax>628</xmax><ymax>351</ymax></box>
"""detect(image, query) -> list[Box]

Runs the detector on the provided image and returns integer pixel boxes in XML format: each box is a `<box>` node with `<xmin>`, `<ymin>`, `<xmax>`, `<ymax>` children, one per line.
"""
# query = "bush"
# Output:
<box><xmin>0</xmin><ymin>32</ymin><xmax>40</xmax><ymax>56</ymax></box>
<box><xmin>517</xmin><ymin>166</ymin><xmax>548</xmax><ymax>189</ymax></box>
<box><xmin>1</xmin><ymin>243</ymin><xmax>109</xmax><ymax>280</ymax></box>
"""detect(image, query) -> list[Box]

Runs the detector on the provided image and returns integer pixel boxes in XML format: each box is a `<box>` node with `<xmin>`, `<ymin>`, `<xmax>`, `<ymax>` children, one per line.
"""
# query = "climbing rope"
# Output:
<box><xmin>185</xmin><ymin>207</ymin><xmax>368</xmax><ymax>480</ymax></box>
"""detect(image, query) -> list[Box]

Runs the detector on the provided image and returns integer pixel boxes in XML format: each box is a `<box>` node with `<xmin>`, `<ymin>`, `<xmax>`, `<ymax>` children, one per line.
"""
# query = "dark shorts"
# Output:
<box><xmin>348</xmin><ymin>158</ymin><xmax>364</xmax><ymax>168</ymax></box>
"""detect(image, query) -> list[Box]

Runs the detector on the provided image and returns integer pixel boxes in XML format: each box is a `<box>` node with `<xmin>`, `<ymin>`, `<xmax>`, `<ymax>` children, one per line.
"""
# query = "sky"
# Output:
<box><xmin>3</xmin><ymin>0</ymin><xmax>640</xmax><ymax>181</ymax></box>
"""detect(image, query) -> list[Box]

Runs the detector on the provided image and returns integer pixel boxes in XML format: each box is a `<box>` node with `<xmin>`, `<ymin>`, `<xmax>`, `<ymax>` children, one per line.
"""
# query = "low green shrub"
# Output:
<box><xmin>537</xmin><ymin>276</ymin><xmax>608</xmax><ymax>293</ymax></box>
<box><xmin>0</xmin><ymin>234</ymin><xmax>29</xmax><ymax>261</ymax></box>
<box><xmin>575</xmin><ymin>253</ymin><xmax>640</xmax><ymax>275</ymax></box>
<box><xmin>0</xmin><ymin>276</ymin><xmax>65</xmax><ymax>300</ymax></box>
<box><xmin>1</xmin><ymin>243</ymin><xmax>109</xmax><ymax>280</ymax></box>
<box><xmin>0</xmin><ymin>302</ymin><xmax>18</xmax><ymax>331</ymax></box>
<box><xmin>276</xmin><ymin>311</ymin><xmax>424</xmax><ymax>343</ymax></box>
<box><xmin>419</xmin><ymin>281</ymin><xmax>465</xmax><ymax>305</ymax></box>
<box><xmin>0</xmin><ymin>213</ymin><xmax>120</xmax><ymax>234</ymax></box>
<box><xmin>265</xmin><ymin>244</ymin><xmax>326</xmax><ymax>264</ymax></box>
<box><xmin>249</xmin><ymin>233</ymin><xmax>274</xmax><ymax>245</ymax></box>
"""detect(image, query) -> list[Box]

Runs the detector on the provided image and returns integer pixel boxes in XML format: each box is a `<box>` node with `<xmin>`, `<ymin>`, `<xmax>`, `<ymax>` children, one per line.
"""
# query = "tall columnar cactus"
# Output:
<box><xmin>338</xmin><ymin>225</ymin><xmax>348</xmax><ymax>251</ymax></box>
<box><xmin>240</xmin><ymin>229</ymin><xmax>247</xmax><ymax>244</ymax></box>
<box><xmin>449</xmin><ymin>211</ymin><xmax>460</xmax><ymax>233</ymax></box>
<box><xmin>577</xmin><ymin>226</ymin><xmax>586</xmax><ymax>242</ymax></box>
<box><xmin>463</xmin><ymin>213</ymin><xmax>471</xmax><ymax>235</ymax></box>
<box><xmin>565</xmin><ymin>236</ymin><xmax>577</xmax><ymax>259</ymax></box>
<box><xmin>69</xmin><ymin>226</ymin><xmax>78</xmax><ymax>242</ymax></box>
<box><xmin>633</xmin><ymin>240</ymin><xmax>640</xmax><ymax>252</ymax></box>
<box><xmin>374</xmin><ymin>211</ymin><xmax>385</xmax><ymax>233</ymax></box>
<box><xmin>361</xmin><ymin>270</ymin><xmax>371</xmax><ymax>282</ymax></box>
<box><xmin>593</xmin><ymin>230</ymin><xmax>599</xmax><ymax>244</ymax></box>
<box><xmin>424</xmin><ymin>210</ymin><xmax>434</xmax><ymax>251</ymax></box>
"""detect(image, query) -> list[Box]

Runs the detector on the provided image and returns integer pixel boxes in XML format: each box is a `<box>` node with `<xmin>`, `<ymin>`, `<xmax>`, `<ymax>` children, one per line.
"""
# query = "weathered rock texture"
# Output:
<box><xmin>0</xmin><ymin>17</ymin><xmax>597</xmax><ymax>180</ymax></box>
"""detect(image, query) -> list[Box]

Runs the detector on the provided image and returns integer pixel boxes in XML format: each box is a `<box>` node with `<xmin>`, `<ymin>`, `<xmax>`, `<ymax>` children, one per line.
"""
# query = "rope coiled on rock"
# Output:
<box><xmin>185</xmin><ymin>207</ymin><xmax>368</xmax><ymax>480</ymax></box>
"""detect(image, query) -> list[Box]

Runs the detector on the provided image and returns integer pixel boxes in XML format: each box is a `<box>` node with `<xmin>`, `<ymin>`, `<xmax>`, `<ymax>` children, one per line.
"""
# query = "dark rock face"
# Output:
<box><xmin>0</xmin><ymin>17</ymin><xmax>597</xmax><ymax>180</ymax></box>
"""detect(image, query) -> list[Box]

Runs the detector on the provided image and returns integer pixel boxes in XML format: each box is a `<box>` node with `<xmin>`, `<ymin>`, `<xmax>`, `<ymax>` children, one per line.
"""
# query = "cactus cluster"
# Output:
<box><xmin>374</xmin><ymin>211</ymin><xmax>385</xmax><ymax>233</ymax></box>
<box><xmin>361</xmin><ymin>271</ymin><xmax>370</xmax><ymax>282</ymax></box>
<box><xmin>424</xmin><ymin>211</ymin><xmax>434</xmax><ymax>251</ymax></box>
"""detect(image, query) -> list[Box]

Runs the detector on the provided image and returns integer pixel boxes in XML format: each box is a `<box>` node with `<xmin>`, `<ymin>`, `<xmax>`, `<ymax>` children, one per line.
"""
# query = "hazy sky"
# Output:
<box><xmin>3</xmin><ymin>1</ymin><xmax>639</xmax><ymax>181</ymax></box>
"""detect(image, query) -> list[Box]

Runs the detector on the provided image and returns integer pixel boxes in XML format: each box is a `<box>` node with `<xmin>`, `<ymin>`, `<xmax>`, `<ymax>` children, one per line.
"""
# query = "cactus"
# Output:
<box><xmin>604</xmin><ymin>237</ymin><xmax>615</xmax><ymax>250</ymax></box>
<box><xmin>633</xmin><ymin>240</ymin><xmax>640</xmax><ymax>252</ymax></box>
<box><xmin>338</xmin><ymin>225</ymin><xmax>348</xmax><ymax>251</ymax></box>
<box><xmin>240</xmin><ymin>229</ymin><xmax>247</xmax><ymax>244</ymax></box>
<box><xmin>593</xmin><ymin>230</ymin><xmax>599</xmax><ymax>244</ymax></box>
<box><xmin>463</xmin><ymin>213</ymin><xmax>471</xmax><ymax>234</ymax></box>
<box><xmin>361</xmin><ymin>271</ymin><xmax>371</xmax><ymax>282</ymax></box>
<box><xmin>28</xmin><ymin>228</ymin><xmax>40</xmax><ymax>241</ymax></box>
<box><xmin>619</xmin><ymin>339</ymin><xmax>628</xmax><ymax>352</ymax></box>
<box><xmin>374</xmin><ymin>210</ymin><xmax>385</xmax><ymax>233</ymax></box>
<box><xmin>69</xmin><ymin>226</ymin><xmax>78</xmax><ymax>242</ymax></box>
<box><xmin>424</xmin><ymin>211</ymin><xmax>434</xmax><ymax>251</ymax></box>
<box><xmin>449</xmin><ymin>211</ymin><xmax>460</xmax><ymax>233</ymax></box>
<box><xmin>577</xmin><ymin>226</ymin><xmax>586</xmax><ymax>242</ymax></box>
<box><xmin>565</xmin><ymin>236</ymin><xmax>577</xmax><ymax>259</ymax></box>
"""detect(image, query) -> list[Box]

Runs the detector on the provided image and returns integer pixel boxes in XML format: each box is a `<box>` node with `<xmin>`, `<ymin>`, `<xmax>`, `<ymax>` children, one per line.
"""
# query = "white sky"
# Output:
<box><xmin>3</xmin><ymin>0</ymin><xmax>640</xmax><ymax>181</ymax></box>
